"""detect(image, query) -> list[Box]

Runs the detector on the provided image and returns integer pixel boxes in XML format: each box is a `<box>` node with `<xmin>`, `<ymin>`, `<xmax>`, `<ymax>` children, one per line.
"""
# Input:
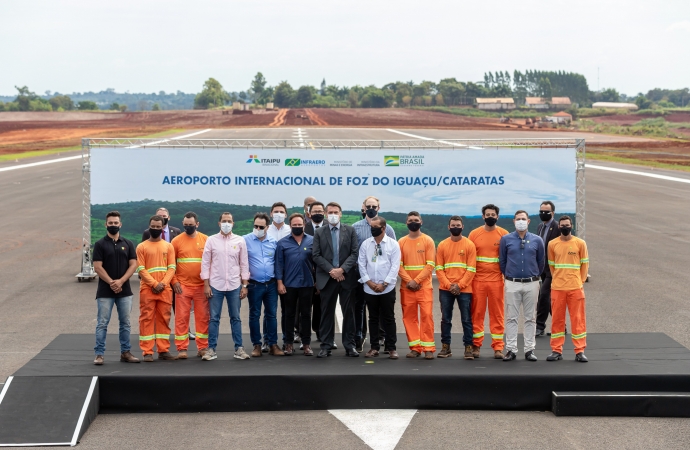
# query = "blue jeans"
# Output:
<box><xmin>208</xmin><ymin>286</ymin><xmax>243</xmax><ymax>350</ymax></box>
<box><xmin>247</xmin><ymin>281</ymin><xmax>278</xmax><ymax>346</ymax></box>
<box><xmin>439</xmin><ymin>290</ymin><xmax>473</xmax><ymax>347</ymax></box>
<box><xmin>94</xmin><ymin>296</ymin><xmax>133</xmax><ymax>355</ymax></box>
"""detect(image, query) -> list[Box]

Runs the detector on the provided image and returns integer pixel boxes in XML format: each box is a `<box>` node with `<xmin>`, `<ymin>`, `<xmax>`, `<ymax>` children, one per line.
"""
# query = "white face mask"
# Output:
<box><xmin>220</xmin><ymin>222</ymin><xmax>233</xmax><ymax>234</ymax></box>
<box><xmin>272</xmin><ymin>213</ymin><xmax>286</xmax><ymax>224</ymax></box>
<box><xmin>515</xmin><ymin>219</ymin><xmax>528</xmax><ymax>232</ymax></box>
<box><xmin>327</xmin><ymin>214</ymin><xmax>340</xmax><ymax>225</ymax></box>
<box><xmin>253</xmin><ymin>227</ymin><xmax>265</xmax><ymax>238</ymax></box>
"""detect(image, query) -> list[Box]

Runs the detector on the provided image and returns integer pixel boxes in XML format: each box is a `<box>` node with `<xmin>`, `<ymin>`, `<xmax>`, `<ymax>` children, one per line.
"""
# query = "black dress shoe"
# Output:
<box><xmin>502</xmin><ymin>351</ymin><xmax>516</xmax><ymax>361</ymax></box>
<box><xmin>546</xmin><ymin>352</ymin><xmax>563</xmax><ymax>361</ymax></box>
<box><xmin>575</xmin><ymin>352</ymin><xmax>588</xmax><ymax>362</ymax></box>
<box><xmin>535</xmin><ymin>329</ymin><xmax>545</xmax><ymax>337</ymax></box>
<box><xmin>345</xmin><ymin>349</ymin><xmax>360</xmax><ymax>357</ymax></box>
<box><xmin>317</xmin><ymin>349</ymin><xmax>332</xmax><ymax>358</ymax></box>
<box><xmin>355</xmin><ymin>339</ymin><xmax>363</xmax><ymax>353</ymax></box>
<box><xmin>525</xmin><ymin>350</ymin><xmax>537</xmax><ymax>361</ymax></box>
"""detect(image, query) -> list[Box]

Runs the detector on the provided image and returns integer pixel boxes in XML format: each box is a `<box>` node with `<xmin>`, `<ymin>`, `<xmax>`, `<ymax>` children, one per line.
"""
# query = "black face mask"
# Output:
<box><xmin>484</xmin><ymin>217</ymin><xmax>497</xmax><ymax>227</ymax></box>
<box><xmin>162</xmin><ymin>217</ymin><xmax>169</xmax><ymax>226</ymax></box>
<box><xmin>365</xmin><ymin>208</ymin><xmax>378</xmax><ymax>219</ymax></box>
<box><xmin>291</xmin><ymin>227</ymin><xmax>304</xmax><ymax>236</ymax></box>
<box><xmin>371</xmin><ymin>226</ymin><xmax>383</xmax><ymax>237</ymax></box>
<box><xmin>361</xmin><ymin>211</ymin><xmax>366</xmax><ymax>219</ymax></box>
<box><xmin>407</xmin><ymin>222</ymin><xmax>421</xmax><ymax>232</ymax></box>
<box><xmin>449</xmin><ymin>227</ymin><xmax>463</xmax><ymax>237</ymax></box>
<box><xmin>107</xmin><ymin>225</ymin><xmax>120</xmax><ymax>235</ymax></box>
<box><xmin>184</xmin><ymin>225</ymin><xmax>196</xmax><ymax>235</ymax></box>
<box><xmin>311</xmin><ymin>213</ymin><xmax>324</xmax><ymax>224</ymax></box>
<box><xmin>149</xmin><ymin>228</ymin><xmax>163</xmax><ymax>238</ymax></box>
<box><xmin>560</xmin><ymin>226</ymin><xmax>572</xmax><ymax>236</ymax></box>
<box><xmin>539</xmin><ymin>211</ymin><xmax>553</xmax><ymax>221</ymax></box>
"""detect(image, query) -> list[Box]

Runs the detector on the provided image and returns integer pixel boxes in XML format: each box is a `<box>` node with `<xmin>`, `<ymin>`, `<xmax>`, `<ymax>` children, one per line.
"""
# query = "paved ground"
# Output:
<box><xmin>0</xmin><ymin>128</ymin><xmax>689</xmax><ymax>449</ymax></box>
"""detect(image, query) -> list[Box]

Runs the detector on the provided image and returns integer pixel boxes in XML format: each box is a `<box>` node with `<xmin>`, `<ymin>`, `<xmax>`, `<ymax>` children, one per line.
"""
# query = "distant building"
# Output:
<box><xmin>592</xmin><ymin>102</ymin><xmax>639</xmax><ymax>110</ymax></box>
<box><xmin>525</xmin><ymin>97</ymin><xmax>571</xmax><ymax>110</ymax></box>
<box><xmin>476</xmin><ymin>98</ymin><xmax>516</xmax><ymax>110</ymax></box>
<box><xmin>545</xmin><ymin>111</ymin><xmax>573</xmax><ymax>124</ymax></box>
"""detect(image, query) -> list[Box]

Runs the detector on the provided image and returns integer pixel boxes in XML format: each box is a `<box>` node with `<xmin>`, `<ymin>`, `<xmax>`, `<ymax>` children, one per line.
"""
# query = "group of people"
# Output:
<box><xmin>92</xmin><ymin>197</ymin><xmax>589</xmax><ymax>365</ymax></box>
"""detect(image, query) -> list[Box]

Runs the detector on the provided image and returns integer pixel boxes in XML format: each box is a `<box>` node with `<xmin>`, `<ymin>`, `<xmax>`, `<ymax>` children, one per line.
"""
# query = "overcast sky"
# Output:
<box><xmin>1</xmin><ymin>0</ymin><xmax>688</xmax><ymax>96</ymax></box>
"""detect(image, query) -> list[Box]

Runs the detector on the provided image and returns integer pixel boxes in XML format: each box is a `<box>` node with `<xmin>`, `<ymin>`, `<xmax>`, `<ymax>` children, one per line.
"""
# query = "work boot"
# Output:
<box><xmin>546</xmin><ymin>351</ymin><xmax>562</xmax><ymax>361</ymax></box>
<box><xmin>197</xmin><ymin>348</ymin><xmax>207</xmax><ymax>358</ymax></box>
<box><xmin>303</xmin><ymin>344</ymin><xmax>314</xmax><ymax>356</ymax></box>
<box><xmin>143</xmin><ymin>354</ymin><xmax>154</xmax><ymax>362</ymax></box>
<box><xmin>94</xmin><ymin>355</ymin><xmax>104</xmax><ymax>365</ymax></box>
<box><xmin>269</xmin><ymin>344</ymin><xmax>285</xmax><ymax>356</ymax></box>
<box><xmin>284</xmin><ymin>343</ymin><xmax>294</xmax><ymax>356</ymax></box>
<box><xmin>406</xmin><ymin>350</ymin><xmax>421</xmax><ymax>358</ymax></box>
<box><xmin>234</xmin><ymin>347</ymin><xmax>250</xmax><ymax>360</ymax></box>
<box><xmin>424</xmin><ymin>351</ymin><xmax>434</xmax><ymax>360</ymax></box>
<box><xmin>494</xmin><ymin>350</ymin><xmax>504</xmax><ymax>359</ymax></box>
<box><xmin>158</xmin><ymin>352</ymin><xmax>177</xmax><ymax>361</ymax></box>
<box><xmin>251</xmin><ymin>344</ymin><xmax>262</xmax><ymax>357</ymax></box>
<box><xmin>120</xmin><ymin>351</ymin><xmax>140</xmax><ymax>363</ymax></box>
<box><xmin>388</xmin><ymin>350</ymin><xmax>399</xmax><ymax>359</ymax></box>
<box><xmin>575</xmin><ymin>352</ymin><xmax>589</xmax><ymax>363</ymax></box>
<box><xmin>437</xmin><ymin>344</ymin><xmax>452</xmax><ymax>358</ymax></box>
<box><xmin>177</xmin><ymin>350</ymin><xmax>188</xmax><ymax>360</ymax></box>
<box><xmin>472</xmin><ymin>345</ymin><xmax>480</xmax><ymax>358</ymax></box>
<box><xmin>464</xmin><ymin>346</ymin><xmax>474</xmax><ymax>360</ymax></box>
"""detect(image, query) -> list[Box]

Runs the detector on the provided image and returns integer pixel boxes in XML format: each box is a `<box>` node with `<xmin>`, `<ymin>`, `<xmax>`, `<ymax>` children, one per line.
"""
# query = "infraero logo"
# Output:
<box><xmin>247</xmin><ymin>155</ymin><xmax>261</xmax><ymax>163</ymax></box>
<box><xmin>384</xmin><ymin>156</ymin><xmax>400</xmax><ymax>167</ymax></box>
<box><xmin>285</xmin><ymin>158</ymin><xmax>301</xmax><ymax>167</ymax></box>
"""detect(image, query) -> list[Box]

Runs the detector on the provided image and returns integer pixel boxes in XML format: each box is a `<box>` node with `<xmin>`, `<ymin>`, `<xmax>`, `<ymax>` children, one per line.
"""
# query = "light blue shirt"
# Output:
<box><xmin>243</xmin><ymin>233</ymin><xmax>277</xmax><ymax>282</ymax></box>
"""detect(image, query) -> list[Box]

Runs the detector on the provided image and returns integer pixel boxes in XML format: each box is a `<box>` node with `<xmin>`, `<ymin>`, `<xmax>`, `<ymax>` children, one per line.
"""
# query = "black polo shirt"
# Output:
<box><xmin>92</xmin><ymin>235</ymin><xmax>137</xmax><ymax>299</ymax></box>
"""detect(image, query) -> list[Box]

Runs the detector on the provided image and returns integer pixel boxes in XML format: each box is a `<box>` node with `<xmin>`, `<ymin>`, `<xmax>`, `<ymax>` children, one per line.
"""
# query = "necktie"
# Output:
<box><xmin>331</xmin><ymin>227</ymin><xmax>339</xmax><ymax>267</ymax></box>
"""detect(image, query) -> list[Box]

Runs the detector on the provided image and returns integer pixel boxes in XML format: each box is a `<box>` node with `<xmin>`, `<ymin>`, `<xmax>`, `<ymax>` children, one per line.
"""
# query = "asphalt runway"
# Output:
<box><xmin>1</xmin><ymin>128</ymin><xmax>689</xmax><ymax>449</ymax></box>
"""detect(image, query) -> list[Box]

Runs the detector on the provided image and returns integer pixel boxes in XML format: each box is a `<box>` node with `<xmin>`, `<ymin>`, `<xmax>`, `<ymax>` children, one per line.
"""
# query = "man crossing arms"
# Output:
<box><xmin>136</xmin><ymin>215</ymin><xmax>177</xmax><ymax>362</ymax></box>
<box><xmin>398</xmin><ymin>211</ymin><xmax>436</xmax><ymax>360</ymax></box>
<box><xmin>468</xmin><ymin>204</ymin><xmax>509</xmax><ymax>359</ymax></box>
<box><xmin>435</xmin><ymin>216</ymin><xmax>477</xmax><ymax>360</ymax></box>
<box><xmin>546</xmin><ymin>216</ymin><xmax>590</xmax><ymax>363</ymax></box>
<box><xmin>171</xmin><ymin>212</ymin><xmax>209</xmax><ymax>359</ymax></box>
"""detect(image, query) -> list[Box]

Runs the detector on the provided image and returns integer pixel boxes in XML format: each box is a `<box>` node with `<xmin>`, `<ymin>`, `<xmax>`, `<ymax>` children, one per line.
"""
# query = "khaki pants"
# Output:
<box><xmin>504</xmin><ymin>280</ymin><xmax>539</xmax><ymax>354</ymax></box>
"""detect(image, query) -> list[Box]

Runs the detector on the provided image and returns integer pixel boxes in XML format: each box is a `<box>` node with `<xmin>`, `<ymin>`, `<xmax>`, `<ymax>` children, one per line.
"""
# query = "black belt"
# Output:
<box><xmin>505</xmin><ymin>276</ymin><xmax>540</xmax><ymax>283</ymax></box>
<box><xmin>248</xmin><ymin>278</ymin><xmax>276</xmax><ymax>285</ymax></box>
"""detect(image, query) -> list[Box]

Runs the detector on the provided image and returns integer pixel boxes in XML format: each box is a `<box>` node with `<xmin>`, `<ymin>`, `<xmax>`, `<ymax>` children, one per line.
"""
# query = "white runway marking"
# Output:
<box><xmin>585</xmin><ymin>164</ymin><xmax>690</xmax><ymax>184</ymax></box>
<box><xmin>386</xmin><ymin>129</ymin><xmax>466</xmax><ymax>147</ymax></box>
<box><xmin>329</xmin><ymin>409</ymin><xmax>417</xmax><ymax>450</ymax></box>
<box><xmin>0</xmin><ymin>155</ymin><xmax>81</xmax><ymax>173</ymax></box>
<box><xmin>127</xmin><ymin>129</ymin><xmax>212</xmax><ymax>148</ymax></box>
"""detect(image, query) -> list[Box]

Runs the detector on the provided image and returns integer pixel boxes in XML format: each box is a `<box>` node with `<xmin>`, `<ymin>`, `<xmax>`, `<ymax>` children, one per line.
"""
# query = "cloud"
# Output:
<box><xmin>666</xmin><ymin>20</ymin><xmax>690</xmax><ymax>32</ymax></box>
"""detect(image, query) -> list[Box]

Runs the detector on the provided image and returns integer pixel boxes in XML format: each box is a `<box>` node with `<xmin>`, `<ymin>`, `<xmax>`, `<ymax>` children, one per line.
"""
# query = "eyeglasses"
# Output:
<box><xmin>375</xmin><ymin>243</ymin><xmax>382</xmax><ymax>256</ymax></box>
<box><xmin>520</xmin><ymin>239</ymin><xmax>525</xmax><ymax>249</ymax></box>
<box><xmin>539</xmin><ymin>211</ymin><xmax>551</xmax><ymax>214</ymax></box>
<box><xmin>365</xmin><ymin>205</ymin><xmax>377</xmax><ymax>210</ymax></box>
<box><xmin>253</xmin><ymin>225</ymin><xmax>266</xmax><ymax>230</ymax></box>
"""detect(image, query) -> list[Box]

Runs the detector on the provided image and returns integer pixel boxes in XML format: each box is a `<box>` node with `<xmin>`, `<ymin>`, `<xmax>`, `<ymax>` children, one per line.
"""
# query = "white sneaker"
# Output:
<box><xmin>234</xmin><ymin>347</ymin><xmax>250</xmax><ymax>360</ymax></box>
<box><xmin>202</xmin><ymin>348</ymin><xmax>217</xmax><ymax>361</ymax></box>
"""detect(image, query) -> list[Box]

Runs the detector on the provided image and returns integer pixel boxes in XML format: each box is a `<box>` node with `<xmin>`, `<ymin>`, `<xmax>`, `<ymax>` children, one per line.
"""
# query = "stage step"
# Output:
<box><xmin>552</xmin><ymin>391</ymin><xmax>690</xmax><ymax>417</ymax></box>
<box><xmin>0</xmin><ymin>376</ymin><xmax>99</xmax><ymax>447</ymax></box>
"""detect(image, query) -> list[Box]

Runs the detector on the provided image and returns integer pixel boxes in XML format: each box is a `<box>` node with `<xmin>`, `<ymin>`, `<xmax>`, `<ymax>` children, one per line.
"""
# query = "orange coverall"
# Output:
<box><xmin>548</xmin><ymin>236</ymin><xmax>589</xmax><ymax>354</ymax></box>
<box><xmin>398</xmin><ymin>233</ymin><xmax>436</xmax><ymax>353</ymax></box>
<box><xmin>468</xmin><ymin>226</ymin><xmax>509</xmax><ymax>350</ymax></box>
<box><xmin>171</xmin><ymin>232</ymin><xmax>209</xmax><ymax>352</ymax></box>
<box><xmin>435</xmin><ymin>237</ymin><xmax>477</xmax><ymax>293</ymax></box>
<box><xmin>136</xmin><ymin>240</ymin><xmax>176</xmax><ymax>355</ymax></box>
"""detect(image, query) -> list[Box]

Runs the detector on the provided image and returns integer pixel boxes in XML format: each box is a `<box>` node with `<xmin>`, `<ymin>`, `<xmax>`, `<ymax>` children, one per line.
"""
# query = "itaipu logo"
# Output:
<box><xmin>385</xmin><ymin>155</ymin><xmax>424</xmax><ymax>166</ymax></box>
<box><xmin>247</xmin><ymin>154</ymin><xmax>280</xmax><ymax>166</ymax></box>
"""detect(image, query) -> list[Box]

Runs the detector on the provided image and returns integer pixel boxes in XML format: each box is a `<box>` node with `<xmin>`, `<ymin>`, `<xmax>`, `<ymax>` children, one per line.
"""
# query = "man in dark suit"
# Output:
<box><xmin>304</xmin><ymin>201</ymin><xmax>327</xmax><ymax>340</ymax></box>
<box><xmin>141</xmin><ymin>207</ymin><xmax>181</xmax><ymax>243</ymax></box>
<box><xmin>312</xmin><ymin>201</ymin><xmax>359</xmax><ymax>358</ymax></box>
<box><xmin>536</xmin><ymin>201</ymin><xmax>561</xmax><ymax>336</ymax></box>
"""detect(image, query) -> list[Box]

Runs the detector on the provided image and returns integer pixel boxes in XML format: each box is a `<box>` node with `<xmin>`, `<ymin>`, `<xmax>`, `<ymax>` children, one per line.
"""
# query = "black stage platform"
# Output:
<box><xmin>11</xmin><ymin>332</ymin><xmax>690</xmax><ymax>413</ymax></box>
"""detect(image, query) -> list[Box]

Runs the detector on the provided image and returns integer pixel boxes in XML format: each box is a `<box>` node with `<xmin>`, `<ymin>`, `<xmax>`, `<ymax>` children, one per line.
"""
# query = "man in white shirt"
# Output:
<box><xmin>357</xmin><ymin>217</ymin><xmax>401</xmax><ymax>359</ymax></box>
<box><xmin>267</xmin><ymin>202</ymin><xmax>291</xmax><ymax>242</ymax></box>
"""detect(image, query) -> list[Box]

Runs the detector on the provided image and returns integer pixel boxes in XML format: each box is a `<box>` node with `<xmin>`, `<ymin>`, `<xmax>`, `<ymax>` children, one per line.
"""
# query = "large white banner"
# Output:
<box><xmin>92</xmin><ymin>147</ymin><xmax>575</xmax><ymax>212</ymax></box>
<box><xmin>90</xmin><ymin>147</ymin><xmax>576</xmax><ymax>243</ymax></box>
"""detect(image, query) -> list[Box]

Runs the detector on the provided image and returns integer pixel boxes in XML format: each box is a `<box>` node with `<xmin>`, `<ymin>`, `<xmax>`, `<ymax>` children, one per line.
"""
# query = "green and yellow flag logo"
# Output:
<box><xmin>285</xmin><ymin>159</ymin><xmax>301</xmax><ymax>166</ymax></box>
<box><xmin>384</xmin><ymin>156</ymin><xmax>399</xmax><ymax>167</ymax></box>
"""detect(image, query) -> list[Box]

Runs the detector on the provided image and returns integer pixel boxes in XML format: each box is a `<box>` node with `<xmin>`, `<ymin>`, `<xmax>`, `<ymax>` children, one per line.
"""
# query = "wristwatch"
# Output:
<box><xmin>242</xmin><ymin>284</ymin><xmax>248</xmax><ymax>288</ymax></box>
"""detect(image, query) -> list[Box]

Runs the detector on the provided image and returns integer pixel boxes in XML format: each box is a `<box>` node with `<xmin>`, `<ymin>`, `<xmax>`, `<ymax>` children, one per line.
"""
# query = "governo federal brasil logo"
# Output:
<box><xmin>384</xmin><ymin>155</ymin><xmax>424</xmax><ymax>166</ymax></box>
<box><xmin>384</xmin><ymin>156</ymin><xmax>399</xmax><ymax>166</ymax></box>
